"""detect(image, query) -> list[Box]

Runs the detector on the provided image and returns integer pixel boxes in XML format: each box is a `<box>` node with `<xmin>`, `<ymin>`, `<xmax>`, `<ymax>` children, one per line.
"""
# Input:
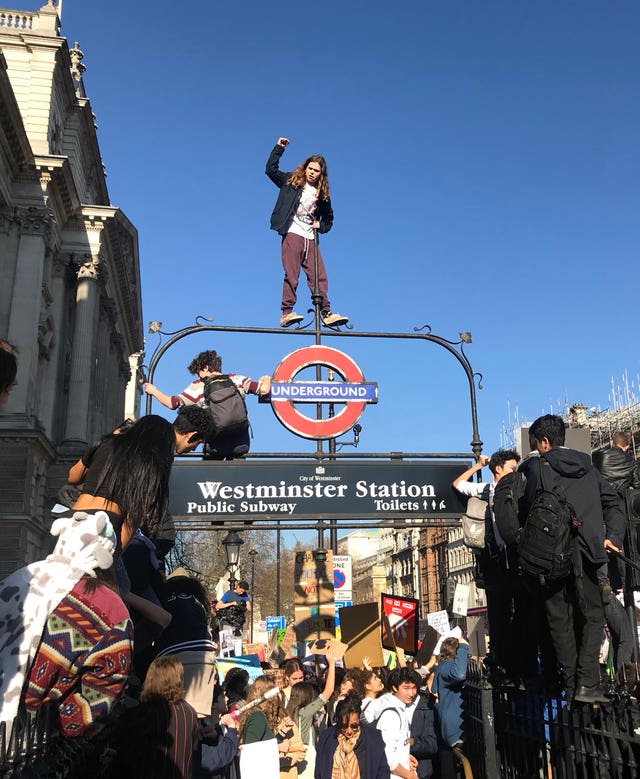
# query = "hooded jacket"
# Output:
<box><xmin>520</xmin><ymin>448</ymin><xmax>626</xmax><ymax>564</ymax></box>
<box><xmin>266</xmin><ymin>145</ymin><xmax>334</xmax><ymax>237</ymax></box>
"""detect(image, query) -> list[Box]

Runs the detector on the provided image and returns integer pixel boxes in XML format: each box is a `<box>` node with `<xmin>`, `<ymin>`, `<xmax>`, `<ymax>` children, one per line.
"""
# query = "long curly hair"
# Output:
<box><xmin>237</xmin><ymin>676</ymin><xmax>284</xmax><ymax>738</ymax></box>
<box><xmin>287</xmin><ymin>155</ymin><xmax>330</xmax><ymax>201</ymax></box>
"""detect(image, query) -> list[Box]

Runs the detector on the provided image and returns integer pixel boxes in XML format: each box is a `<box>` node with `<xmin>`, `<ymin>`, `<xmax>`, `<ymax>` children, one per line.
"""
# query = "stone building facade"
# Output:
<box><xmin>0</xmin><ymin>2</ymin><xmax>143</xmax><ymax>575</ymax></box>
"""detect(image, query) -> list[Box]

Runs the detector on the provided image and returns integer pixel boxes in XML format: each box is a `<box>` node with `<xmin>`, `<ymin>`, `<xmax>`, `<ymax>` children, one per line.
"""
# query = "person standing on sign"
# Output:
<box><xmin>266</xmin><ymin>137</ymin><xmax>348</xmax><ymax>329</ymax></box>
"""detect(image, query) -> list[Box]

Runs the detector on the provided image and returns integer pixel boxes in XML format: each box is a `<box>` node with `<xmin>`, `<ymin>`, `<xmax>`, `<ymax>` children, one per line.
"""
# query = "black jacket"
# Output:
<box><xmin>592</xmin><ymin>446</ymin><xmax>640</xmax><ymax>493</ymax></box>
<box><xmin>520</xmin><ymin>449</ymin><xmax>626</xmax><ymax>564</ymax></box>
<box><xmin>410</xmin><ymin>691</ymin><xmax>437</xmax><ymax>778</ymax></box>
<box><xmin>266</xmin><ymin>145</ymin><xmax>334</xmax><ymax>236</ymax></box>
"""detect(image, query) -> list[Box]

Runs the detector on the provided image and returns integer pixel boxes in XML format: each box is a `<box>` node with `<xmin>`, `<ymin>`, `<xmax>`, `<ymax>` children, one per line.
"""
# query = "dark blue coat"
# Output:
<box><xmin>265</xmin><ymin>145</ymin><xmax>334</xmax><ymax>236</ymax></box>
<box><xmin>315</xmin><ymin>724</ymin><xmax>390</xmax><ymax>779</ymax></box>
<box><xmin>432</xmin><ymin>644</ymin><xmax>469</xmax><ymax>747</ymax></box>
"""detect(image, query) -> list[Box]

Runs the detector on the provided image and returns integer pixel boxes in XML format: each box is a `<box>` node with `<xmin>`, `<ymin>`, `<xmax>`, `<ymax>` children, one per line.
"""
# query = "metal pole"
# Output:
<box><xmin>249</xmin><ymin>549</ymin><xmax>257</xmax><ymax>644</ymax></box>
<box><xmin>276</xmin><ymin>523</ymin><xmax>281</xmax><ymax>616</ymax></box>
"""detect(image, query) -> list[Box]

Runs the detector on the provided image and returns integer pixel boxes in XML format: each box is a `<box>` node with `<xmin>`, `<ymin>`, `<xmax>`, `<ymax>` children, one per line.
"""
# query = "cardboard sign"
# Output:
<box><xmin>380</xmin><ymin>594</ymin><xmax>419</xmax><ymax>654</ymax></box>
<box><xmin>243</xmin><ymin>644</ymin><xmax>266</xmax><ymax>662</ymax></box>
<box><xmin>281</xmin><ymin>624</ymin><xmax>297</xmax><ymax>655</ymax></box>
<box><xmin>414</xmin><ymin>626</ymin><xmax>440</xmax><ymax>667</ymax></box>
<box><xmin>263</xmin><ymin>668</ymin><xmax>285</xmax><ymax>688</ymax></box>
<box><xmin>467</xmin><ymin>615</ymin><xmax>486</xmax><ymax>657</ymax></box>
<box><xmin>309</xmin><ymin>638</ymin><xmax>348</xmax><ymax>660</ymax></box>
<box><xmin>294</xmin><ymin>549</ymin><xmax>335</xmax><ymax>640</ymax></box>
<box><xmin>339</xmin><ymin>602</ymin><xmax>384</xmax><ymax>668</ymax></box>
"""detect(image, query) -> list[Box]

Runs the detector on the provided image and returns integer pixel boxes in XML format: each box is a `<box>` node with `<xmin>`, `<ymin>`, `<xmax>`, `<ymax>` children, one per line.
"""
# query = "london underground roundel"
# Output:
<box><xmin>271</xmin><ymin>345</ymin><xmax>371</xmax><ymax>440</ymax></box>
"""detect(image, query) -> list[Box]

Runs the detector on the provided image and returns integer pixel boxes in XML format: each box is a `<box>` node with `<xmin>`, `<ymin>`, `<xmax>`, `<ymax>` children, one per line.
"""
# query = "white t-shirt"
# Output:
<box><xmin>288</xmin><ymin>183</ymin><xmax>318</xmax><ymax>239</ymax></box>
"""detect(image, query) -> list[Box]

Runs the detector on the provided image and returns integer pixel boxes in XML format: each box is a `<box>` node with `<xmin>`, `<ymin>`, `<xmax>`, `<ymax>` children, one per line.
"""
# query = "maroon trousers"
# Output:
<box><xmin>280</xmin><ymin>232</ymin><xmax>331</xmax><ymax>313</ymax></box>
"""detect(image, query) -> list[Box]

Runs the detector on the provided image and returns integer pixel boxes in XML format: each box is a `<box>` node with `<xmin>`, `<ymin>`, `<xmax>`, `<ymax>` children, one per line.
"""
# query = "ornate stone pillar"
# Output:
<box><xmin>36</xmin><ymin>254</ymin><xmax>70</xmax><ymax>439</ymax></box>
<box><xmin>61</xmin><ymin>255</ymin><xmax>100</xmax><ymax>452</ymax></box>
<box><xmin>4</xmin><ymin>207</ymin><xmax>51</xmax><ymax>422</ymax></box>
<box><xmin>91</xmin><ymin>298</ymin><xmax>113</xmax><ymax>440</ymax></box>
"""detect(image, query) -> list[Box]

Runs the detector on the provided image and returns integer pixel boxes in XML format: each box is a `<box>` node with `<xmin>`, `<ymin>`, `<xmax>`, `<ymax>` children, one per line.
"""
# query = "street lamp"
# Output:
<box><xmin>248</xmin><ymin>548</ymin><xmax>258</xmax><ymax>643</ymax></box>
<box><xmin>222</xmin><ymin>530</ymin><xmax>244</xmax><ymax>589</ymax></box>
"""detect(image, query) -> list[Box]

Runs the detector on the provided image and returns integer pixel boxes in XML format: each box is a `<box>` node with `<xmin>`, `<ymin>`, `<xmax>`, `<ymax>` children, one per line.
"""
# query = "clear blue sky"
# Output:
<box><xmin>41</xmin><ymin>1</ymin><xmax>640</xmax><ymax>456</ymax></box>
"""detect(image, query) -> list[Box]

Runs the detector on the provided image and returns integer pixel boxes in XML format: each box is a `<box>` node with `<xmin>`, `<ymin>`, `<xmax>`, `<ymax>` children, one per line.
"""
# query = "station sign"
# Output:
<box><xmin>270</xmin><ymin>345</ymin><xmax>377</xmax><ymax>440</ymax></box>
<box><xmin>169</xmin><ymin>460</ymin><xmax>469</xmax><ymax>521</ymax></box>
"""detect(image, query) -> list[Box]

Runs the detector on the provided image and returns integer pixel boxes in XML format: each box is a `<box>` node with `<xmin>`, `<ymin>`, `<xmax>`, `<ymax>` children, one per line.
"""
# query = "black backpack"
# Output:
<box><xmin>518</xmin><ymin>458</ymin><xmax>580</xmax><ymax>584</ymax></box>
<box><xmin>202</xmin><ymin>374</ymin><xmax>249</xmax><ymax>439</ymax></box>
<box><xmin>492</xmin><ymin>470</ymin><xmax>527</xmax><ymax>547</ymax></box>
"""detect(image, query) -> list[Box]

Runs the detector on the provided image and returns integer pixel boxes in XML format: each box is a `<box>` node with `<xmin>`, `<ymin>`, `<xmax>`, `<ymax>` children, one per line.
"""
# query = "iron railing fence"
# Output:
<box><xmin>464</xmin><ymin>661</ymin><xmax>640</xmax><ymax>779</ymax></box>
<box><xmin>0</xmin><ymin>708</ymin><xmax>98</xmax><ymax>779</ymax></box>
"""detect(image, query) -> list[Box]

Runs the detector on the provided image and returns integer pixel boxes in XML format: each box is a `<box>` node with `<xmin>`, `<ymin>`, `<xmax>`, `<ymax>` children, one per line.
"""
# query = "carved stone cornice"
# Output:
<box><xmin>0</xmin><ymin>209</ymin><xmax>14</xmax><ymax>235</ymax></box>
<box><xmin>14</xmin><ymin>206</ymin><xmax>53</xmax><ymax>237</ymax></box>
<box><xmin>119</xmin><ymin>360</ymin><xmax>132</xmax><ymax>383</ymax></box>
<box><xmin>101</xmin><ymin>297</ymin><xmax>117</xmax><ymax>328</ymax></box>
<box><xmin>52</xmin><ymin>253</ymin><xmax>72</xmax><ymax>278</ymax></box>
<box><xmin>110</xmin><ymin>331</ymin><xmax>125</xmax><ymax>354</ymax></box>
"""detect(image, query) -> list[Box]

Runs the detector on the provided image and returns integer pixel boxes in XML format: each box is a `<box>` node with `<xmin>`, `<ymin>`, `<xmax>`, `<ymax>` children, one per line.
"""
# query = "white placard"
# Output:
<box><xmin>427</xmin><ymin>609</ymin><xmax>451</xmax><ymax>636</ymax></box>
<box><xmin>452</xmin><ymin>583</ymin><xmax>470</xmax><ymax>616</ymax></box>
<box><xmin>239</xmin><ymin>738</ymin><xmax>279</xmax><ymax>779</ymax></box>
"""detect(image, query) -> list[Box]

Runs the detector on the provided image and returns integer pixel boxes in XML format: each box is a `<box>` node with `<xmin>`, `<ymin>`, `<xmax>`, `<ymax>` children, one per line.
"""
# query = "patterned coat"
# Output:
<box><xmin>24</xmin><ymin>579</ymin><xmax>133</xmax><ymax>736</ymax></box>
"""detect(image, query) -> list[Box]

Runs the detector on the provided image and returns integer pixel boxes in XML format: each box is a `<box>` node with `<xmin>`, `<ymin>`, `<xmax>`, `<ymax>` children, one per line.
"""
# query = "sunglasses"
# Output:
<box><xmin>338</xmin><ymin>722</ymin><xmax>361</xmax><ymax>732</ymax></box>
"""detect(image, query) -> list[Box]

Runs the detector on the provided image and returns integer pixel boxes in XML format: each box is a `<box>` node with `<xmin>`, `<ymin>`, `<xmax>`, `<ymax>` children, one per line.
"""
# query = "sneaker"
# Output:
<box><xmin>280</xmin><ymin>312</ymin><xmax>304</xmax><ymax>328</ymax></box>
<box><xmin>322</xmin><ymin>311</ymin><xmax>349</xmax><ymax>327</ymax></box>
<box><xmin>600</xmin><ymin>579</ymin><xmax>613</xmax><ymax>605</ymax></box>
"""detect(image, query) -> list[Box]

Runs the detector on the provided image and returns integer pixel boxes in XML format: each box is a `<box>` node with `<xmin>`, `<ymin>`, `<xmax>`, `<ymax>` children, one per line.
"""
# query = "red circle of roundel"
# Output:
<box><xmin>271</xmin><ymin>345</ymin><xmax>366</xmax><ymax>440</ymax></box>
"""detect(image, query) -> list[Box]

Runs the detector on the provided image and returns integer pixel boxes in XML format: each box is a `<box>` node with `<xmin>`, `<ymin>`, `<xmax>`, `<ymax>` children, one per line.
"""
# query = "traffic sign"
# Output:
<box><xmin>266</xmin><ymin>616</ymin><xmax>286</xmax><ymax>631</ymax></box>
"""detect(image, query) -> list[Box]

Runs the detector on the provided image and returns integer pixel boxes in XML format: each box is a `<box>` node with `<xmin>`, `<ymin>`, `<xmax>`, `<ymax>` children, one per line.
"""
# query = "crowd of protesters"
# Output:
<box><xmin>0</xmin><ymin>344</ymin><xmax>469</xmax><ymax>779</ymax></box>
<box><xmin>5</xmin><ymin>337</ymin><xmax>640</xmax><ymax>776</ymax></box>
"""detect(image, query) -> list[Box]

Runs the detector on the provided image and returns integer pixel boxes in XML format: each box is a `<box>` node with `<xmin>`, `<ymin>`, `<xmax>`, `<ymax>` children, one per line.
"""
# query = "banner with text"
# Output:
<box><xmin>170</xmin><ymin>460</ymin><xmax>469</xmax><ymax>521</ymax></box>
